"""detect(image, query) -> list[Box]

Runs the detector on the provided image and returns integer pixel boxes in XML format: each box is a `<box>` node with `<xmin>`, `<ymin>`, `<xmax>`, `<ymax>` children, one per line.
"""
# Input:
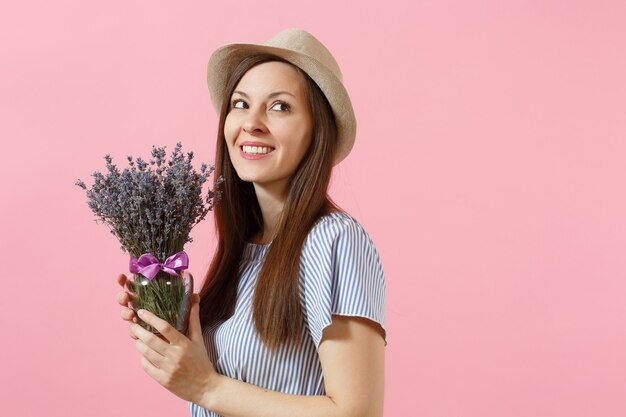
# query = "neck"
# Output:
<box><xmin>251</xmin><ymin>179</ymin><xmax>289</xmax><ymax>244</ymax></box>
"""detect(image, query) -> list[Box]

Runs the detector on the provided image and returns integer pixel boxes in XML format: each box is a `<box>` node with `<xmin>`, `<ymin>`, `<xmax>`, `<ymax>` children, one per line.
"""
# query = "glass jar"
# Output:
<box><xmin>130</xmin><ymin>270</ymin><xmax>194</xmax><ymax>336</ymax></box>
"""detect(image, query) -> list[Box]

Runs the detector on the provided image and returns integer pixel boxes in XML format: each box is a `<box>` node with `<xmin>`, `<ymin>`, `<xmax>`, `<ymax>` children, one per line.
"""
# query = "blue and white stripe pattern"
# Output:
<box><xmin>189</xmin><ymin>211</ymin><xmax>386</xmax><ymax>416</ymax></box>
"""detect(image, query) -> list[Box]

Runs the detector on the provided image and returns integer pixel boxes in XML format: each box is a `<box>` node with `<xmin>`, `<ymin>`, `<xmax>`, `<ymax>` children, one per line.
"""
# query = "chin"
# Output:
<box><xmin>235</xmin><ymin>171</ymin><xmax>265</xmax><ymax>184</ymax></box>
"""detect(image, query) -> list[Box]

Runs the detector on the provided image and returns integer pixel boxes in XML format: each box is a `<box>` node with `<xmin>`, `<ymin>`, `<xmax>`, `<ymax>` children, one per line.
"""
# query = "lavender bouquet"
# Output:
<box><xmin>76</xmin><ymin>143</ymin><xmax>221</xmax><ymax>334</ymax></box>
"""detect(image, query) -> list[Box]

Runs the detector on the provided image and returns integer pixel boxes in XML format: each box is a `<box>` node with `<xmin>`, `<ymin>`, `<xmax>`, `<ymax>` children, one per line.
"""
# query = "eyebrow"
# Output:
<box><xmin>232</xmin><ymin>90</ymin><xmax>296</xmax><ymax>99</ymax></box>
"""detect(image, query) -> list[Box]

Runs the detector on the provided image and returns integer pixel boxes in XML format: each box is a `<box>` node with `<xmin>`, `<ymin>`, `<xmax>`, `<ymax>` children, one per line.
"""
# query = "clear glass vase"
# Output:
<box><xmin>130</xmin><ymin>271</ymin><xmax>194</xmax><ymax>336</ymax></box>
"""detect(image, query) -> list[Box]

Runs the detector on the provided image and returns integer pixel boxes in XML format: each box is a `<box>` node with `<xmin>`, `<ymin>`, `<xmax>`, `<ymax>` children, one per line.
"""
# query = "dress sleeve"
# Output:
<box><xmin>300</xmin><ymin>214</ymin><xmax>387</xmax><ymax>348</ymax></box>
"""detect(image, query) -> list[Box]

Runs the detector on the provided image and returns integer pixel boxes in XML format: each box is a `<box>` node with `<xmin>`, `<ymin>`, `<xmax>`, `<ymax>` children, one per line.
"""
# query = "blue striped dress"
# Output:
<box><xmin>189</xmin><ymin>211</ymin><xmax>386</xmax><ymax>416</ymax></box>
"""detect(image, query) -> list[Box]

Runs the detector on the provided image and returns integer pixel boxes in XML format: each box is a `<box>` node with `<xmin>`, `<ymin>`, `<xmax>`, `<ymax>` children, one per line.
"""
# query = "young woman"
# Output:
<box><xmin>116</xmin><ymin>29</ymin><xmax>386</xmax><ymax>417</ymax></box>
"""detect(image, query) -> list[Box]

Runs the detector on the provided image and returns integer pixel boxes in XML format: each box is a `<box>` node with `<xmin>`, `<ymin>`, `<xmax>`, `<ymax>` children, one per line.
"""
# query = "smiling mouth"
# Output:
<box><xmin>241</xmin><ymin>145</ymin><xmax>275</xmax><ymax>155</ymax></box>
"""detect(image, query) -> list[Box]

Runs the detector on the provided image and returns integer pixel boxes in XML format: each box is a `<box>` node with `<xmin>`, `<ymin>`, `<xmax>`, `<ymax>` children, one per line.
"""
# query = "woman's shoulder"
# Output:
<box><xmin>300</xmin><ymin>210</ymin><xmax>387</xmax><ymax>347</ymax></box>
<box><xmin>304</xmin><ymin>210</ymin><xmax>378</xmax><ymax>254</ymax></box>
<box><xmin>309</xmin><ymin>210</ymin><xmax>362</xmax><ymax>236</ymax></box>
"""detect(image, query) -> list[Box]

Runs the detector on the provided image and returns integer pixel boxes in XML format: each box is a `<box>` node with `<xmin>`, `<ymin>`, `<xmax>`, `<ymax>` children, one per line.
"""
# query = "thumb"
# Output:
<box><xmin>188</xmin><ymin>293</ymin><xmax>203</xmax><ymax>344</ymax></box>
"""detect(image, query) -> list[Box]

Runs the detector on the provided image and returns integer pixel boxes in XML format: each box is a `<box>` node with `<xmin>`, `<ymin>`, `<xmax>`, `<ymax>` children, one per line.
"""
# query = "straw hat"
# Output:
<box><xmin>206</xmin><ymin>28</ymin><xmax>356</xmax><ymax>164</ymax></box>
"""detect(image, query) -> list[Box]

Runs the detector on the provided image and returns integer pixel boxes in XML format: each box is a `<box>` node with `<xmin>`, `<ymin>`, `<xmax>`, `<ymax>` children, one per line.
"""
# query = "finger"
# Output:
<box><xmin>117</xmin><ymin>289</ymin><xmax>138</xmax><ymax>323</ymax></box>
<box><xmin>117</xmin><ymin>273</ymin><xmax>127</xmax><ymax>287</ymax></box>
<box><xmin>188</xmin><ymin>294</ymin><xmax>203</xmax><ymax>344</ymax></box>
<box><xmin>120</xmin><ymin>307</ymin><xmax>138</xmax><ymax>323</ymax></box>
<box><xmin>116</xmin><ymin>290</ymin><xmax>138</xmax><ymax>306</ymax></box>
<box><xmin>117</xmin><ymin>273</ymin><xmax>138</xmax><ymax>302</ymax></box>
<box><xmin>117</xmin><ymin>291</ymin><xmax>129</xmax><ymax>306</ymax></box>
<box><xmin>119</xmin><ymin>274</ymin><xmax>137</xmax><ymax>296</ymax></box>
<box><xmin>140</xmin><ymin>355</ymin><xmax>165</xmax><ymax>385</ymax></box>
<box><xmin>125</xmin><ymin>279</ymin><xmax>137</xmax><ymax>294</ymax></box>
<box><xmin>129</xmin><ymin>323</ymin><xmax>170</xmax><ymax>355</ymax></box>
<box><xmin>130</xmin><ymin>320</ymin><xmax>174</xmax><ymax>354</ymax></box>
<box><xmin>128</xmin><ymin>323</ymin><xmax>138</xmax><ymax>339</ymax></box>
<box><xmin>137</xmin><ymin>309</ymin><xmax>182</xmax><ymax>345</ymax></box>
<box><xmin>135</xmin><ymin>338</ymin><xmax>166</xmax><ymax>369</ymax></box>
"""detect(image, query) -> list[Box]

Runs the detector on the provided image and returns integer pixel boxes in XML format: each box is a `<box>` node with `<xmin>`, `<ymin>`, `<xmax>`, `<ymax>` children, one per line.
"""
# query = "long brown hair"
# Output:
<box><xmin>198</xmin><ymin>53</ymin><xmax>340</xmax><ymax>349</ymax></box>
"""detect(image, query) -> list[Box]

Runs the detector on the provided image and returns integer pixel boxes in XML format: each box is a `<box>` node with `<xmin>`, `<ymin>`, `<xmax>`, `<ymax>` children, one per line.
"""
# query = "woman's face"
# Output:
<box><xmin>223</xmin><ymin>61</ymin><xmax>313</xmax><ymax>193</ymax></box>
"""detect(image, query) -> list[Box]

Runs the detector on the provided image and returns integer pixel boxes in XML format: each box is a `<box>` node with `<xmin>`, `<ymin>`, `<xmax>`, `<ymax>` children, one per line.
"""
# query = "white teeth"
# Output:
<box><xmin>242</xmin><ymin>145</ymin><xmax>273</xmax><ymax>155</ymax></box>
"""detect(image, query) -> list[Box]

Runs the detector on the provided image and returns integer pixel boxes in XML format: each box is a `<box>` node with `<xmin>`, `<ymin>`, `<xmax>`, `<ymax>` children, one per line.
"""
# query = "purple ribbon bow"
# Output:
<box><xmin>129</xmin><ymin>251</ymin><xmax>189</xmax><ymax>281</ymax></box>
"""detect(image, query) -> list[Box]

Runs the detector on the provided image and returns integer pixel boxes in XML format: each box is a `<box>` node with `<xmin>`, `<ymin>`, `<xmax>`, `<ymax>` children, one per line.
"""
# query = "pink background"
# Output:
<box><xmin>1</xmin><ymin>1</ymin><xmax>625</xmax><ymax>416</ymax></box>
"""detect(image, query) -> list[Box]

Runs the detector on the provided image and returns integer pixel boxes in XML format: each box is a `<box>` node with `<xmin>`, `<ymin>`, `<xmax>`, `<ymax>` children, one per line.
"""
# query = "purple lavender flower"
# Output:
<box><xmin>76</xmin><ymin>142</ymin><xmax>221</xmax><ymax>262</ymax></box>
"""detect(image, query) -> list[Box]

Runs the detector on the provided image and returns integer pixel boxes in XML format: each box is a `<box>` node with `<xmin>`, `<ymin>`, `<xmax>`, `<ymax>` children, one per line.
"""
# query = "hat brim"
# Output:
<box><xmin>207</xmin><ymin>43</ymin><xmax>356</xmax><ymax>164</ymax></box>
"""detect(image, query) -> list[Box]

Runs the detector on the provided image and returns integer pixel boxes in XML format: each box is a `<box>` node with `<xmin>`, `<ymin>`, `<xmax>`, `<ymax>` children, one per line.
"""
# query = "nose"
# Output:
<box><xmin>242</xmin><ymin>107</ymin><xmax>268</xmax><ymax>134</ymax></box>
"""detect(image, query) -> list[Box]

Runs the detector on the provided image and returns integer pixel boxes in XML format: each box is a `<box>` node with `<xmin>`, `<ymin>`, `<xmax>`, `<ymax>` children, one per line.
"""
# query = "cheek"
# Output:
<box><xmin>223</xmin><ymin>115</ymin><xmax>238</xmax><ymax>145</ymax></box>
<box><xmin>297</xmin><ymin>135</ymin><xmax>313</xmax><ymax>158</ymax></box>
<box><xmin>281</xmin><ymin>134</ymin><xmax>313</xmax><ymax>170</ymax></box>
<box><xmin>295</xmin><ymin>125</ymin><xmax>314</xmax><ymax>156</ymax></box>
<box><xmin>282</xmin><ymin>119</ymin><xmax>313</xmax><ymax>148</ymax></box>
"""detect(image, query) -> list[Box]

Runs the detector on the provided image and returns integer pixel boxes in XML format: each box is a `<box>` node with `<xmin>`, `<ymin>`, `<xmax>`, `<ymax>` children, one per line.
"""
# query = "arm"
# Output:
<box><xmin>203</xmin><ymin>315</ymin><xmax>385</xmax><ymax>417</ymax></box>
<box><xmin>131</xmin><ymin>299</ymin><xmax>385</xmax><ymax>417</ymax></box>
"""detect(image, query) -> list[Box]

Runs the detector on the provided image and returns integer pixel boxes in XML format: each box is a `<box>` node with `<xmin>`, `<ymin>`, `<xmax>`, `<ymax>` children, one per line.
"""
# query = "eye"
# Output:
<box><xmin>231</xmin><ymin>99</ymin><xmax>247</xmax><ymax>109</ymax></box>
<box><xmin>270</xmin><ymin>102</ymin><xmax>290</xmax><ymax>112</ymax></box>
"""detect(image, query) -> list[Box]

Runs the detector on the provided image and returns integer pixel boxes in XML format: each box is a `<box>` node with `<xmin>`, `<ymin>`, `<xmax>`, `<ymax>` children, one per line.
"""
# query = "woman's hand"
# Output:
<box><xmin>128</xmin><ymin>293</ymin><xmax>219</xmax><ymax>405</ymax></box>
<box><xmin>117</xmin><ymin>274</ymin><xmax>139</xmax><ymax>340</ymax></box>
